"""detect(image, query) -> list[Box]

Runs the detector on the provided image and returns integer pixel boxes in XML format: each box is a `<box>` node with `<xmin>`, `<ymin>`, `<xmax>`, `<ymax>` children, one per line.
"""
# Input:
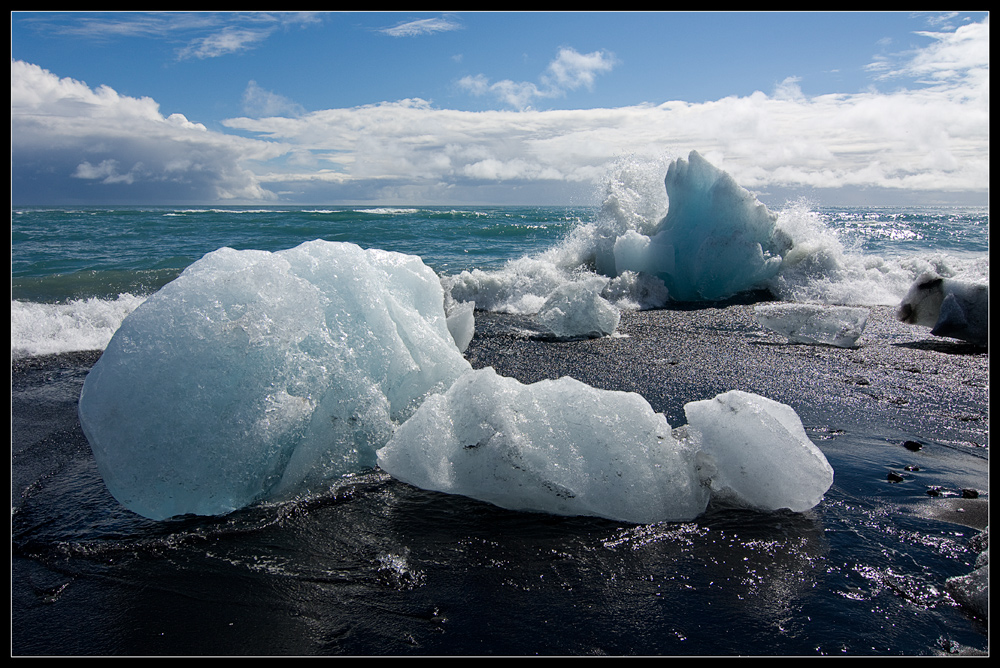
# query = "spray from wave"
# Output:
<box><xmin>443</xmin><ymin>151</ymin><xmax>988</xmax><ymax>313</ymax></box>
<box><xmin>11</xmin><ymin>293</ymin><xmax>148</xmax><ymax>359</ymax></box>
<box><xmin>444</xmin><ymin>153</ymin><xmax>675</xmax><ymax>312</ymax></box>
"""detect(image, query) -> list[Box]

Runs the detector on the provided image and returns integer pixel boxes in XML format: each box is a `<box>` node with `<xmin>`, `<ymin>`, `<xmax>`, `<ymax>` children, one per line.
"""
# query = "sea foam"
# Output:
<box><xmin>11</xmin><ymin>294</ymin><xmax>147</xmax><ymax>359</ymax></box>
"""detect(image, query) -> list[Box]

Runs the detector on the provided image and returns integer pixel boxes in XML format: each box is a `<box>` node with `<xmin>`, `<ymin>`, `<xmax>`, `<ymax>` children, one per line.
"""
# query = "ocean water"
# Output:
<box><xmin>10</xmin><ymin>200</ymin><xmax>990</xmax><ymax>359</ymax></box>
<box><xmin>10</xmin><ymin>160</ymin><xmax>990</xmax><ymax>655</ymax></box>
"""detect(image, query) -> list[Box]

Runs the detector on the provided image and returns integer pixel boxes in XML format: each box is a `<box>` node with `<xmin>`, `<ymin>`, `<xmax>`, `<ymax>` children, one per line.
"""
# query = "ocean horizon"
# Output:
<box><xmin>10</xmin><ymin>195</ymin><xmax>990</xmax><ymax>360</ymax></box>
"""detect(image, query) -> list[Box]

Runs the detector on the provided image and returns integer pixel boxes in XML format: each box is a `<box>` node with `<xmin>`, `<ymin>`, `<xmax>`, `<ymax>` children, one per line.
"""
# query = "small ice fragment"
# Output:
<box><xmin>682</xmin><ymin>390</ymin><xmax>834</xmax><ymax>513</ymax></box>
<box><xmin>536</xmin><ymin>277</ymin><xmax>620</xmax><ymax>339</ymax></box>
<box><xmin>754</xmin><ymin>303</ymin><xmax>869</xmax><ymax>348</ymax></box>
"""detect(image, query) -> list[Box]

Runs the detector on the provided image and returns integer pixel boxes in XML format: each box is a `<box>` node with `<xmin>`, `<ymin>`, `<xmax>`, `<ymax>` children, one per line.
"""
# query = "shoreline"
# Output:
<box><xmin>11</xmin><ymin>300</ymin><xmax>990</xmax><ymax>654</ymax></box>
<box><xmin>14</xmin><ymin>301</ymin><xmax>988</xmax><ymax>514</ymax></box>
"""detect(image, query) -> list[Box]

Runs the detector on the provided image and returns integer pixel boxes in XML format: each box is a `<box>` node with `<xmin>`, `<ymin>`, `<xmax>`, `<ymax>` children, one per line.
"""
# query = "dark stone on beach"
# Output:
<box><xmin>926</xmin><ymin>487</ymin><xmax>943</xmax><ymax>497</ymax></box>
<box><xmin>968</xmin><ymin>527</ymin><xmax>988</xmax><ymax>553</ymax></box>
<box><xmin>902</xmin><ymin>440</ymin><xmax>923</xmax><ymax>451</ymax></box>
<box><xmin>961</xmin><ymin>488</ymin><xmax>979</xmax><ymax>499</ymax></box>
<box><xmin>886</xmin><ymin>471</ymin><xmax>905</xmax><ymax>483</ymax></box>
<box><xmin>904</xmin><ymin>464</ymin><xmax>920</xmax><ymax>471</ymax></box>
<box><xmin>945</xmin><ymin>527</ymin><xmax>989</xmax><ymax>622</ymax></box>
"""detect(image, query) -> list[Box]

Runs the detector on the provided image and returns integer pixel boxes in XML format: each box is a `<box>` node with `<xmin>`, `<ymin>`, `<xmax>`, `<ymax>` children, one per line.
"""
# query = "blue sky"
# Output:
<box><xmin>11</xmin><ymin>11</ymin><xmax>990</xmax><ymax>205</ymax></box>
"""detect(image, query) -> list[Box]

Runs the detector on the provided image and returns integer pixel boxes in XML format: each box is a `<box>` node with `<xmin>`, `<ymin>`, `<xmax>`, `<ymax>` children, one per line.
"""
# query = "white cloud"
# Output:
<box><xmin>223</xmin><ymin>70</ymin><xmax>987</xmax><ymax>201</ymax></box>
<box><xmin>227</xmin><ymin>19</ymin><xmax>986</xmax><ymax>202</ymax></box>
<box><xmin>459</xmin><ymin>47</ymin><xmax>618</xmax><ymax>110</ymax></box>
<box><xmin>11</xmin><ymin>60</ymin><xmax>286</xmax><ymax>202</ymax></box>
<box><xmin>177</xmin><ymin>26</ymin><xmax>273</xmax><ymax>60</ymax></box>
<box><xmin>908</xmin><ymin>19</ymin><xmax>990</xmax><ymax>86</ymax></box>
<box><xmin>867</xmin><ymin>15</ymin><xmax>989</xmax><ymax>89</ymax></box>
<box><xmin>21</xmin><ymin>12</ymin><xmax>323</xmax><ymax>61</ymax></box>
<box><xmin>11</xmin><ymin>17</ymin><xmax>989</xmax><ymax>205</ymax></box>
<box><xmin>542</xmin><ymin>47</ymin><xmax>617</xmax><ymax>92</ymax></box>
<box><xmin>378</xmin><ymin>17</ymin><xmax>462</xmax><ymax>37</ymax></box>
<box><xmin>242</xmin><ymin>80</ymin><xmax>305</xmax><ymax>118</ymax></box>
<box><xmin>73</xmin><ymin>159</ymin><xmax>138</xmax><ymax>184</ymax></box>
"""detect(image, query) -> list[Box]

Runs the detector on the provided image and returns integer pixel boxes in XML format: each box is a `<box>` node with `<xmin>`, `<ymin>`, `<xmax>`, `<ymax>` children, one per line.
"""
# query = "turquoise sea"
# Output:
<box><xmin>9</xmin><ymin>202</ymin><xmax>990</xmax><ymax>358</ymax></box>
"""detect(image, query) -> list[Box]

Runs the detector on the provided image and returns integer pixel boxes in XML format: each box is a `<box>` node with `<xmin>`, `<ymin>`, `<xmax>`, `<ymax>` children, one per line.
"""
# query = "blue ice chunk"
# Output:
<box><xmin>377</xmin><ymin>367</ymin><xmax>711</xmax><ymax>524</ymax></box>
<box><xmin>614</xmin><ymin>151</ymin><xmax>790</xmax><ymax>301</ymax></box>
<box><xmin>78</xmin><ymin>240</ymin><xmax>471</xmax><ymax>520</ymax></box>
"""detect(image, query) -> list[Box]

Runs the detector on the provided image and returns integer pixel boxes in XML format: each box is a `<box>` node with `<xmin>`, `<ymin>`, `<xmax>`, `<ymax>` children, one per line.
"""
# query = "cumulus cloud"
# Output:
<box><xmin>543</xmin><ymin>47</ymin><xmax>618</xmax><ymax>92</ymax></box>
<box><xmin>11</xmin><ymin>16</ymin><xmax>989</xmax><ymax>205</ymax></box>
<box><xmin>223</xmin><ymin>74</ymin><xmax>987</xmax><ymax>202</ymax></box>
<box><xmin>223</xmin><ymin>20</ymin><xmax>986</xmax><ymax>203</ymax></box>
<box><xmin>459</xmin><ymin>46</ymin><xmax>618</xmax><ymax>110</ymax></box>
<box><xmin>11</xmin><ymin>59</ymin><xmax>286</xmax><ymax>203</ymax></box>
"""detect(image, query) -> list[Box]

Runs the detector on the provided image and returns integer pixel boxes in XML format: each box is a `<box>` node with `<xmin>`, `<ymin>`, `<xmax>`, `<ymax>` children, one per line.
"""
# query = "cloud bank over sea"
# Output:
<box><xmin>11</xmin><ymin>16</ymin><xmax>988</xmax><ymax>205</ymax></box>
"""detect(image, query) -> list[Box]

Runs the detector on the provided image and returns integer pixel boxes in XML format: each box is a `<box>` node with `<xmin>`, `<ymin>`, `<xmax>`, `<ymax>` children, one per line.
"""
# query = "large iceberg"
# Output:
<box><xmin>613</xmin><ymin>151</ymin><xmax>791</xmax><ymax>301</ymax></box>
<box><xmin>440</xmin><ymin>151</ymin><xmax>793</xmax><ymax>313</ymax></box>
<box><xmin>377</xmin><ymin>371</ymin><xmax>834</xmax><ymax>523</ymax></box>
<box><xmin>78</xmin><ymin>240</ymin><xmax>471</xmax><ymax>520</ymax></box>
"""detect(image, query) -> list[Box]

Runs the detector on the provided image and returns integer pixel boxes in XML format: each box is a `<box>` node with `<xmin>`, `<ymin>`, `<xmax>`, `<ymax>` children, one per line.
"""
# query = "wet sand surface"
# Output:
<box><xmin>11</xmin><ymin>301</ymin><xmax>989</xmax><ymax>655</ymax></box>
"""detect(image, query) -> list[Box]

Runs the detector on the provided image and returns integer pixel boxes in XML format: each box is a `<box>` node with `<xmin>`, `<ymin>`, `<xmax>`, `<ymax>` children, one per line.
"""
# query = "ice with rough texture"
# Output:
<box><xmin>682</xmin><ymin>391</ymin><xmax>834</xmax><ymax>513</ymax></box>
<box><xmin>445</xmin><ymin>299</ymin><xmax>475</xmax><ymax>352</ymax></box>
<box><xmin>614</xmin><ymin>150</ymin><xmax>791</xmax><ymax>301</ymax></box>
<box><xmin>536</xmin><ymin>277</ymin><xmax>621</xmax><ymax>339</ymax></box>
<box><xmin>754</xmin><ymin>303</ymin><xmax>869</xmax><ymax>348</ymax></box>
<box><xmin>440</xmin><ymin>151</ymin><xmax>796</xmax><ymax>313</ymax></box>
<box><xmin>896</xmin><ymin>271</ymin><xmax>989</xmax><ymax>346</ymax></box>
<box><xmin>377</xmin><ymin>367</ymin><xmax>712</xmax><ymax>524</ymax></box>
<box><xmin>78</xmin><ymin>240</ymin><xmax>471</xmax><ymax>520</ymax></box>
<box><xmin>378</xmin><ymin>371</ymin><xmax>834</xmax><ymax>523</ymax></box>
